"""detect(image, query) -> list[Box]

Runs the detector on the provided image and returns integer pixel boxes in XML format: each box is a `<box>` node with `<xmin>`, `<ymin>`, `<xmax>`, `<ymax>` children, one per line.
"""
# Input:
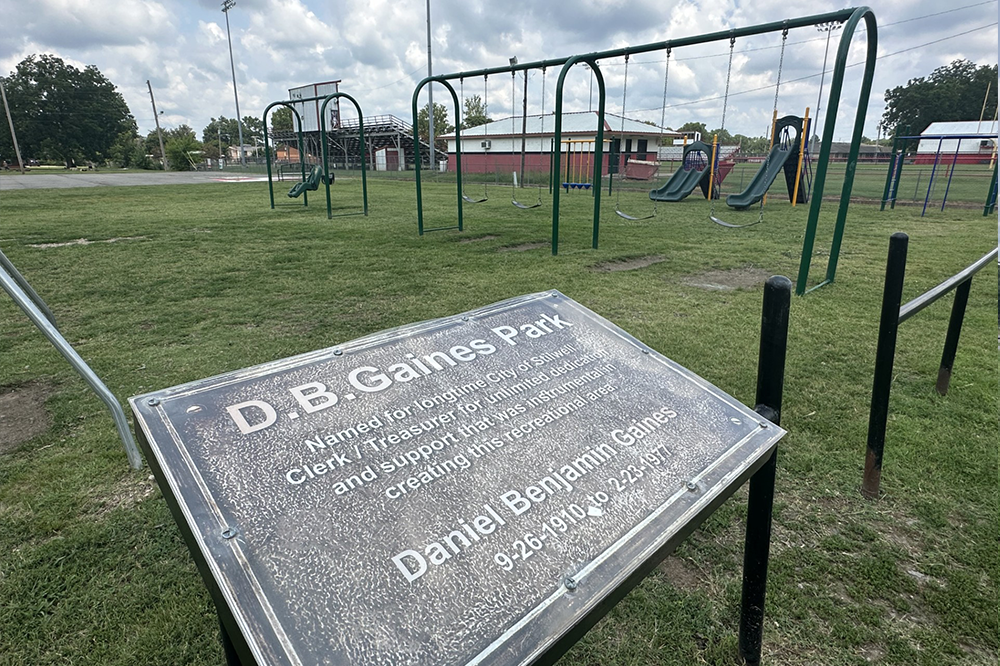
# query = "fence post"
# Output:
<box><xmin>935</xmin><ymin>278</ymin><xmax>972</xmax><ymax>396</ymax></box>
<box><xmin>738</xmin><ymin>275</ymin><xmax>790</xmax><ymax>666</ymax></box>
<box><xmin>862</xmin><ymin>232</ymin><xmax>908</xmax><ymax>499</ymax></box>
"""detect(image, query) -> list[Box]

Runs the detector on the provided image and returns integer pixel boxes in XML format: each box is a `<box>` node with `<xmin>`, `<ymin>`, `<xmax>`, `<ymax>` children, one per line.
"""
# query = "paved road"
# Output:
<box><xmin>0</xmin><ymin>171</ymin><xmax>271</xmax><ymax>190</ymax></box>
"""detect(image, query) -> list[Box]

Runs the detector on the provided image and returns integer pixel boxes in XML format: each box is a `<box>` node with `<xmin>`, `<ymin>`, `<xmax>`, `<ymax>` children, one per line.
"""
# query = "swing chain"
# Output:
<box><xmin>711</xmin><ymin>36</ymin><xmax>736</xmax><ymax>216</ymax></box>
<box><xmin>756</xmin><ymin>26</ymin><xmax>789</xmax><ymax>225</ymax></box>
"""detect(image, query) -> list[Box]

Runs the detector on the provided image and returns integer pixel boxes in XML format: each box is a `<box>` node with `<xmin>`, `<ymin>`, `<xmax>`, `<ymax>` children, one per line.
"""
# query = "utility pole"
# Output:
<box><xmin>0</xmin><ymin>79</ymin><xmax>25</xmax><ymax>174</ymax></box>
<box><xmin>147</xmin><ymin>80</ymin><xmax>168</xmax><ymax>170</ymax></box>
<box><xmin>222</xmin><ymin>0</ymin><xmax>246</xmax><ymax>167</ymax></box>
<box><xmin>425</xmin><ymin>0</ymin><xmax>434</xmax><ymax>169</ymax></box>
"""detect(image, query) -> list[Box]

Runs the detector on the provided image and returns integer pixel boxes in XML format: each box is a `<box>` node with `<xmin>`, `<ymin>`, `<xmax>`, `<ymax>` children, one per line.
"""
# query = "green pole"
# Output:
<box><xmin>590</xmin><ymin>60</ymin><xmax>607</xmax><ymax>249</ymax></box>
<box><xmin>262</xmin><ymin>102</ymin><xmax>301</xmax><ymax>209</ymax></box>
<box><xmin>411</xmin><ymin>78</ymin><xmax>464</xmax><ymax>233</ymax></box>
<box><xmin>795</xmin><ymin>7</ymin><xmax>877</xmax><ymax>295</ymax></box>
<box><xmin>320</xmin><ymin>92</ymin><xmax>370</xmax><ymax>218</ymax></box>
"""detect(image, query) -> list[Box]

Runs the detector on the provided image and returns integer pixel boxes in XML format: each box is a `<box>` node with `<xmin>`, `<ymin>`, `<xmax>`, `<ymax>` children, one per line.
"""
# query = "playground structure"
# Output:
<box><xmin>649</xmin><ymin>139</ymin><xmax>733</xmax><ymax>202</ymax></box>
<box><xmin>262</xmin><ymin>91</ymin><xmax>369</xmax><ymax>219</ymax></box>
<box><xmin>412</xmin><ymin>7</ymin><xmax>878</xmax><ymax>296</ymax></box>
<box><xmin>880</xmin><ymin>130</ymin><xmax>999</xmax><ymax>217</ymax></box>
<box><xmin>561</xmin><ymin>139</ymin><xmax>601</xmax><ymax>191</ymax></box>
<box><xmin>725</xmin><ymin>113</ymin><xmax>811</xmax><ymax>210</ymax></box>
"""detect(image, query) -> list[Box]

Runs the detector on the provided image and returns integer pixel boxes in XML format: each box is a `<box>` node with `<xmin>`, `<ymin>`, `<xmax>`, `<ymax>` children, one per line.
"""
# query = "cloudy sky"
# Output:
<box><xmin>1</xmin><ymin>0</ymin><xmax>996</xmax><ymax>143</ymax></box>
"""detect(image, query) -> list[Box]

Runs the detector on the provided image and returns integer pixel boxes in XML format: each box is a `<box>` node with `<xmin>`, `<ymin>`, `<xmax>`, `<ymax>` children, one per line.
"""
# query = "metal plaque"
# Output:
<box><xmin>130</xmin><ymin>290</ymin><xmax>784</xmax><ymax>666</ymax></box>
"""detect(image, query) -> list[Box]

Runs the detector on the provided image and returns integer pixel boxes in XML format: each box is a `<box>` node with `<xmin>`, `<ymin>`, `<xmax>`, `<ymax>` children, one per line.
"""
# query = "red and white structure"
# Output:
<box><xmin>441</xmin><ymin>111</ymin><xmax>680</xmax><ymax>176</ymax></box>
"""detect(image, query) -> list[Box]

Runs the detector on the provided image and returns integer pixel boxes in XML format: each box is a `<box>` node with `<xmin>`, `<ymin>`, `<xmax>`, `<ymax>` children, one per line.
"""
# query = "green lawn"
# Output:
<box><xmin>0</xmin><ymin>175</ymin><xmax>996</xmax><ymax>665</ymax></box>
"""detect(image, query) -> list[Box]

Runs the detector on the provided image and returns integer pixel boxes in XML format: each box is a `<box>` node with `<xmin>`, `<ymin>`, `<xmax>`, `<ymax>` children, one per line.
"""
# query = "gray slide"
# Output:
<box><xmin>725</xmin><ymin>144</ymin><xmax>794</xmax><ymax>210</ymax></box>
<box><xmin>649</xmin><ymin>166</ymin><xmax>707</xmax><ymax>202</ymax></box>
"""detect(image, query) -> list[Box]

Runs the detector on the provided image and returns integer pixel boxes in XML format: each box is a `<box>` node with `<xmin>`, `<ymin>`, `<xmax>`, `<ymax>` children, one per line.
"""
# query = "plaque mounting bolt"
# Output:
<box><xmin>221</xmin><ymin>528</ymin><xmax>236</xmax><ymax>539</ymax></box>
<box><xmin>686</xmin><ymin>481</ymin><xmax>698</xmax><ymax>492</ymax></box>
<box><xmin>564</xmin><ymin>576</ymin><xmax>577</xmax><ymax>590</ymax></box>
<box><xmin>760</xmin><ymin>421</ymin><xmax>770</xmax><ymax>429</ymax></box>
<box><xmin>462</xmin><ymin>316</ymin><xmax>470</xmax><ymax>322</ymax></box>
<box><xmin>641</xmin><ymin>349</ymin><xmax>650</xmax><ymax>355</ymax></box>
<box><xmin>333</xmin><ymin>349</ymin><xmax>343</xmax><ymax>356</ymax></box>
<box><xmin>146</xmin><ymin>397</ymin><xmax>160</xmax><ymax>407</ymax></box>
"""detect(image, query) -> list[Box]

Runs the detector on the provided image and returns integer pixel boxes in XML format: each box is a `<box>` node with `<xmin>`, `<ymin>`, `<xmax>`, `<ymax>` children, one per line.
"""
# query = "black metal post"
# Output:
<box><xmin>738</xmin><ymin>275</ymin><xmax>791</xmax><ymax>666</ymax></box>
<box><xmin>935</xmin><ymin>277</ymin><xmax>971</xmax><ymax>396</ymax></box>
<box><xmin>219</xmin><ymin>617</ymin><xmax>244</xmax><ymax>666</ymax></box>
<box><xmin>862</xmin><ymin>232</ymin><xmax>908</xmax><ymax>500</ymax></box>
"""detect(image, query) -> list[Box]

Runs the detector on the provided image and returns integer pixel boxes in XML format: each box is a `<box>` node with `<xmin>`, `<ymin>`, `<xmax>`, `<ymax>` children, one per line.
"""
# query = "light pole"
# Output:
<box><xmin>425</xmin><ymin>0</ymin><xmax>434</xmax><ymax>169</ymax></box>
<box><xmin>222</xmin><ymin>0</ymin><xmax>246</xmax><ymax>167</ymax></box>
<box><xmin>814</xmin><ymin>21</ymin><xmax>843</xmax><ymax>146</ymax></box>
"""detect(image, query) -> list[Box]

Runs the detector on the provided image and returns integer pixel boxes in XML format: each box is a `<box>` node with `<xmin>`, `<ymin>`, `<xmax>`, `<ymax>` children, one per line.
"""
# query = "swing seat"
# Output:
<box><xmin>582</xmin><ymin>183</ymin><xmax>592</xmax><ymax>190</ymax></box>
<box><xmin>709</xmin><ymin>214</ymin><xmax>761</xmax><ymax>229</ymax></box>
<box><xmin>562</xmin><ymin>183</ymin><xmax>570</xmax><ymax>191</ymax></box>
<box><xmin>615</xmin><ymin>209</ymin><xmax>655</xmax><ymax>221</ymax></box>
<box><xmin>462</xmin><ymin>194</ymin><xmax>488</xmax><ymax>204</ymax></box>
<box><xmin>512</xmin><ymin>198</ymin><xmax>542</xmax><ymax>210</ymax></box>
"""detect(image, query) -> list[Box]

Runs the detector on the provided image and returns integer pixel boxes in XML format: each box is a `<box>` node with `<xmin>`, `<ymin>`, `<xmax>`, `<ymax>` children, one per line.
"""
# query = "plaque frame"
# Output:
<box><xmin>130</xmin><ymin>278</ymin><xmax>791</xmax><ymax>666</ymax></box>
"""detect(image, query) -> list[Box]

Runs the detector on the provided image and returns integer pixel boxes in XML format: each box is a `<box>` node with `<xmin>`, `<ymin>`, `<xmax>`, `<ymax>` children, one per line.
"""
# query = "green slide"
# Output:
<box><xmin>649</xmin><ymin>140</ymin><xmax>714</xmax><ymax>202</ymax></box>
<box><xmin>287</xmin><ymin>165</ymin><xmax>324</xmax><ymax>198</ymax></box>
<box><xmin>725</xmin><ymin>144</ymin><xmax>794</xmax><ymax>210</ymax></box>
<box><xmin>649</xmin><ymin>166</ymin><xmax>707</xmax><ymax>202</ymax></box>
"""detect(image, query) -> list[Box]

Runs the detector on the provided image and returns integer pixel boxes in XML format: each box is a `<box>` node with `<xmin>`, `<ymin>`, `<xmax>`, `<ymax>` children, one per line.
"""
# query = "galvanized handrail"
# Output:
<box><xmin>899</xmin><ymin>247</ymin><xmax>998</xmax><ymax>323</ymax></box>
<box><xmin>0</xmin><ymin>263</ymin><xmax>142</xmax><ymax>469</ymax></box>
<box><xmin>0</xmin><ymin>247</ymin><xmax>56</xmax><ymax>327</ymax></box>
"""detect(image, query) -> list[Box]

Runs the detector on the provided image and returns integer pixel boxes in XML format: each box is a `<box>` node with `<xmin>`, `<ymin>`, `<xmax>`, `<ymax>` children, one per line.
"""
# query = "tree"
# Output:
<box><xmin>270</xmin><ymin>107</ymin><xmax>293</xmax><ymax>132</ymax></box>
<box><xmin>733</xmin><ymin>134</ymin><xmax>770</xmax><ymax>153</ymax></box>
<box><xmin>675</xmin><ymin>122</ymin><xmax>708</xmax><ymax>139</ymax></box>
<box><xmin>241</xmin><ymin>115</ymin><xmax>264</xmax><ymax>145</ymax></box>
<box><xmin>163</xmin><ymin>125</ymin><xmax>202</xmax><ymax>171</ymax></box>
<box><xmin>202</xmin><ymin>116</ymin><xmax>240</xmax><ymax>159</ymax></box>
<box><xmin>461</xmin><ymin>95</ymin><xmax>490</xmax><ymax>129</ymax></box>
<box><xmin>882</xmin><ymin>59</ymin><xmax>998</xmax><ymax>137</ymax></box>
<box><xmin>0</xmin><ymin>54</ymin><xmax>135</xmax><ymax>166</ymax></box>
<box><xmin>417</xmin><ymin>102</ymin><xmax>453</xmax><ymax>152</ymax></box>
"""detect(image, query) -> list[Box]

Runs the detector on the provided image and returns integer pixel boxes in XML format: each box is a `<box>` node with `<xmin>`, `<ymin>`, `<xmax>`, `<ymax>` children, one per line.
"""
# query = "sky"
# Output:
<box><xmin>0</xmin><ymin>0</ymin><xmax>996</xmax><ymax>145</ymax></box>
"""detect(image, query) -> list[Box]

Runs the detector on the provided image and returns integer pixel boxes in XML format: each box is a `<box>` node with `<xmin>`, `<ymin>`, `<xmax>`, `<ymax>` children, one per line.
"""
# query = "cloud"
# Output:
<box><xmin>0</xmin><ymin>0</ymin><xmax>994</xmax><ymax>141</ymax></box>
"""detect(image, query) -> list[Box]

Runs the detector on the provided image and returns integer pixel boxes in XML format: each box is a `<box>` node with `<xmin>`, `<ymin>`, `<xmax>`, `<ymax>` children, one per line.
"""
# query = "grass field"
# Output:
<box><xmin>0</xmin><ymin>173</ymin><xmax>996</xmax><ymax>665</ymax></box>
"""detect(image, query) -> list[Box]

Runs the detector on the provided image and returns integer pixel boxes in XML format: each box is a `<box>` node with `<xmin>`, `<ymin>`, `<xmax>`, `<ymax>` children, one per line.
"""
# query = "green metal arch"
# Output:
<box><xmin>412</xmin><ymin>77</ymin><xmax>463</xmax><ymax>234</ymax></box>
<box><xmin>262</xmin><ymin>101</ymin><xmax>308</xmax><ymax>209</ymax></box>
<box><xmin>319</xmin><ymin>92</ymin><xmax>370</xmax><ymax>219</ymax></box>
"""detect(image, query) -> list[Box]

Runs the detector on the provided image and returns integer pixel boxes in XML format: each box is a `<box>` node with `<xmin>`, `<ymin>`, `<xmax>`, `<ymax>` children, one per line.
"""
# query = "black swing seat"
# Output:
<box><xmin>462</xmin><ymin>194</ymin><xmax>488</xmax><ymax>204</ymax></box>
<box><xmin>615</xmin><ymin>207</ymin><xmax>655</xmax><ymax>221</ymax></box>
<box><xmin>709</xmin><ymin>214</ymin><xmax>761</xmax><ymax>229</ymax></box>
<box><xmin>512</xmin><ymin>198</ymin><xmax>542</xmax><ymax>210</ymax></box>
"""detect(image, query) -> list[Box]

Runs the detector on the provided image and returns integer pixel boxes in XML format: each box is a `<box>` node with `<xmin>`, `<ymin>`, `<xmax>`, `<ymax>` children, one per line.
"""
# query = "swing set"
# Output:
<box><xmin>412</xmin><ymin>8</ymin><xmax>878</xmax><ymax>296</ymax></box>
<box><xmin>262</xmin><ymin>91</ymin><xmax>369</xmax><ymax>219</ymax></box>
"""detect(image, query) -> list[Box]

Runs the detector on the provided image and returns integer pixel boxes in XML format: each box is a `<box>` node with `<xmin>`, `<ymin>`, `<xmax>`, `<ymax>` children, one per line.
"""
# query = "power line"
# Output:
<box><xmin>625</xmin><ymin>22</ymin><xmax>998</xmax><ymax>117</ymax></box>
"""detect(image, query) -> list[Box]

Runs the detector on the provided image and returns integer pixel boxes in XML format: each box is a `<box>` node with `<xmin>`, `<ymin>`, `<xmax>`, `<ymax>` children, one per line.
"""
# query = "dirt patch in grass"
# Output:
<box><xmin>498</xmin><ymin>241</ymin><xmax>549</xmax><ymax>253</ymax></box>
<box><xmin>88</xmin><ymin>472</ymin><xmax>158</xmax><ymax>517</ymax></box>
<box><xmin>27</xmin><ymin>236</ymin><xmax>147</xmax><ymax>249</ymax></box>
<box><xmin>656</xmin><ymin>555</ymin><xmax>703</xmax><ymax>591</ymax></box>
<box><xmin>681</xmin><ymin>265</ymin><xmax>772</xmax><ymax>291</ymax></box>
<box><xmin>0</xmin><ymin>381</ymin><xmax>55</xmax><ymax>452</ymax></box>
<box><xmin>590</xmin><ymin>255</ymin><xmax>666</xmax><ymax>272</ymax></box>
<box><xmin>458</xmin><ymin>235</ymin><xmax>499</xmax><ymax>243</ymax></box>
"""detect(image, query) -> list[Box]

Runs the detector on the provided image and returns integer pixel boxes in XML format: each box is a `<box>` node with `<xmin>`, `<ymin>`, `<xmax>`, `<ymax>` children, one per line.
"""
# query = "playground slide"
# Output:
<box><xmin>649</xmin><ymin>166</ymin><xmax>706</xmax><ymax>202</ymax></box>
<box><xmin>725</xmin><ymin>145</ymin><xmax>794</xmax><ymax>210</ymax></box>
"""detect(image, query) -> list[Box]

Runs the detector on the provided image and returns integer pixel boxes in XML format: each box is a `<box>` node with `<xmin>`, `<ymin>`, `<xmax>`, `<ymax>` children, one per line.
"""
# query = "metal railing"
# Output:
<box><xmin>0</xmin><ymin>248</ymin><xmax>142</xmax><ymax>469</ymax></box>
<box><xmin>862</xmin><ymin>232</ymin><xmax>997</xmax><ymax>499</ymax></box>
